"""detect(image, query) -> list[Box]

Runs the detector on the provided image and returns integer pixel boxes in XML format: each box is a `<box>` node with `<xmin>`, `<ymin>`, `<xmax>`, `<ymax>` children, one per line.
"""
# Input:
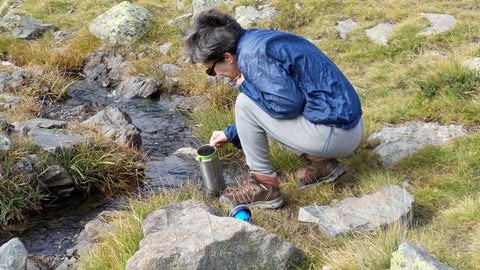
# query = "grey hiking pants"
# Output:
<box><xmin>235</xmin><ymin>93</ymin><xmax>364</xmax><ymax>175</ymax></box>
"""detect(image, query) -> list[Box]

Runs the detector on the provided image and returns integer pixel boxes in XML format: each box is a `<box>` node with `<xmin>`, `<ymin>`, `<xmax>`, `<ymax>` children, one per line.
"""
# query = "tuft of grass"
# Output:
<box><xmin>0</xmin><ymin>135</ymin><xmax>45</xmax><ymax>224</ymax></box>
<box><xmin>417</xmin><ymin>68</ymin><xmax>480</xmax><ymax>99</ymax></box>
<box><xmin>77</xmin><ymin>184</ymin><xmax>205</xmax><ymax>270</ymax></box>
<box><xmin>43</xmin><ymin>138</ymin><xmax>145</xmax><ymax>195</ymax></box>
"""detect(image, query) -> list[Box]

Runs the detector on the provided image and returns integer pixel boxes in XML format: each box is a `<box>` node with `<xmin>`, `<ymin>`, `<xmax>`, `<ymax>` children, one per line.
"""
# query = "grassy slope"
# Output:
<box><xmin>2</xmin><ymin>0</ymin><xmax>479</xmax><ymax>269</ymax></box>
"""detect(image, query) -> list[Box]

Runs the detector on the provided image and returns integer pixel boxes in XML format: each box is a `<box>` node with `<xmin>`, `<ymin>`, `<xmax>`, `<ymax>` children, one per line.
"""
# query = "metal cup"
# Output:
<box><xmin>195</xmin><ymin>144</ymin><xmax>225</xmax><ymax>196</ymax></box>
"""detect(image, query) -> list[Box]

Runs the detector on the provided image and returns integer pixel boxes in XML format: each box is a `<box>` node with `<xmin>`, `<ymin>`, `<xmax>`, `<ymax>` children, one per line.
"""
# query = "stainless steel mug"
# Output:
<box><xmin>195</xmin><ymin>144</ymin><xmax>225</xmax><ymax>196</ymax></box>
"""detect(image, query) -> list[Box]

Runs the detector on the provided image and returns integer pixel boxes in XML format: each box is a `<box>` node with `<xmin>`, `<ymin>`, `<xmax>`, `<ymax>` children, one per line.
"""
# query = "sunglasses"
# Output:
<box><xmin>206</xmin><ymin>59</ymin><xmax>221</xmax><ymax>76</ymax></box>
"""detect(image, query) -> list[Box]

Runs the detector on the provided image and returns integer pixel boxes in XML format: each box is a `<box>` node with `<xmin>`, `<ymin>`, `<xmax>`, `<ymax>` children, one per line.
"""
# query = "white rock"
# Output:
<box><xmin>365</xmin><ymin>22</ymin><xmax>394</xmax><ymax>46</ymax></box>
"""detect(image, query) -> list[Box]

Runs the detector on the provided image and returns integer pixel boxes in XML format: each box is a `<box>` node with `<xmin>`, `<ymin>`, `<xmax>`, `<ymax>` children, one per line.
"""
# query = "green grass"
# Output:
<box><xmin>1</xmin><ymin>0</ymin><xmax>480</xmax><ymax>268</ymax></box>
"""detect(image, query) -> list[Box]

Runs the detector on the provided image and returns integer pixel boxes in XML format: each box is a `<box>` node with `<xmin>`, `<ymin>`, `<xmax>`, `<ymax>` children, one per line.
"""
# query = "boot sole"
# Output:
<box><xmin>297</xmin><ymin>163</ymin><xmax>347</xmax><ymax>189</ymax></box>
<box><xmin>219</xmin><ymin>196</ymin><xmax>284</xmax><ymax>210</ymax></box>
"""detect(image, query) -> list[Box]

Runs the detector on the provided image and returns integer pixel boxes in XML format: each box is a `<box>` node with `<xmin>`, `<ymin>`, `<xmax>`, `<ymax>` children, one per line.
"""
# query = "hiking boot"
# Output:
<box><xmin>295</xmin><ymin>156</ymin><xmax>346</xmax><ymax>188</ymax></box>
<box><xmin>219</xmin><ymin>172</ymin><xmax>284</xmax><ymax>209</ymax></box>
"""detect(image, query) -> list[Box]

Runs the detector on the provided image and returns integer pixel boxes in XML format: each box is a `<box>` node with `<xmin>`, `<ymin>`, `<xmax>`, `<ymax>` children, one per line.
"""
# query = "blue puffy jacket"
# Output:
<box><xmin>224</xmin><ymin>29</ymin><xmax>362</xmax><ymax>148</ymax></box>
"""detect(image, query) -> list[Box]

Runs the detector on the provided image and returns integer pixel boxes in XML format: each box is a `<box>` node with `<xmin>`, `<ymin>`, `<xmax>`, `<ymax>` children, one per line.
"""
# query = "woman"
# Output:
<box><xmin>184</xmin><ymin>9</ymin><xmax>363</xmax><ymax>209</ymax></box>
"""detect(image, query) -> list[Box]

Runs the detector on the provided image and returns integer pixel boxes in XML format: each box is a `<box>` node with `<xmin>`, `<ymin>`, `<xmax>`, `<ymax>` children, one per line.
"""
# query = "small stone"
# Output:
<box><xmin>0</xmin><ymin>238</ymin><xmax>27</xmax><ymax>270</ymax></box>
<box><xmin>336</xmin><ymin>18</ymin><xmax>357</xmax><ymax>39</ymax></box>
<box><xmin>390</xmin><ymin>242</ymin><xmax>454</xmax><ymax>269</ymax></box>
<box><xmin>159</xmin><ymin>42</ymin><xmax>172</xmax><ymax>55</ymax></box>
<box><xmin>418</xmin><ymin>13</ymin><xmax>457</xmax><ymax>36</ymax></box>
<box><xmin>365</xmin><ymin>22</ymin><xmax>394</xmax><ymax>46</ymax></box>
<box><xmin>462</xmin><ymin>57</ymin><xmax>480</xmax><ymax>76</ymax></box>
<box><xmin>234</xmin><ymin>5</ymin><xmax>278</xmax><ymax>28</ymax></box>
<box><xmin>0</xmin><ymin>132</ymin><xmax>12</xmax><ymax>154</ymax></box>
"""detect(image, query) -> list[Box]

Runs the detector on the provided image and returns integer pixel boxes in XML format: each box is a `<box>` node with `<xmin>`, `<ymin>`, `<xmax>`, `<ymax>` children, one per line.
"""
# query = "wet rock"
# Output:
<box><xmin>23</xmin><ymin>118</ymin><xmax>67</xmax><ymax>134</ymax></box>
<box><xmin>0</xmin><ymin>14</ymin><xmax>59</xmax><ymax>39</ymax></box>
<box><xmin>88</xmin><ymin>1</ymin><xmax>153</xmax><ymax>45</ymax></box>
<box><xmin>462</xmin><ymin>57</ymin><xmax>480</xmax><ymax>76</ymax></box>
<box><xmin>193</xmin><ymin>0</ymin><xmax>222</xmax><ymax>17</ymax></box>
<box><xmin>0</xmin><ymin>94</ymin><xmax>21</xmax><ymax>109</ymax></box>
<box><xmin>390</xmin><ymin>242</ymin><xmax>453</xmax><ymax>269</ymax></box>
<box><xmin>159</xmin><ymin>42</ymin><xmax>172</xmax><ymax>55</ymax></box>
<box><xmin>115</xmin><ymin>76</ymin><xmax>160</xmax><ymax>100</ymax></box>
<box><xmin>66</xmin><ymin>80</ymin><xmax>111</xmax><ymax>104</ymax></box>
<box><xmin>365</xmin><ymin>22</ymin><xmax>394</xmax><ymax>46</ymax></box>
<box><xmin>0</xmin><ymin>132</ymin><xmax>12</xmax><ymax>154</ymax></box>
<box><xmin>174</xmin><ymin>95</ymin><xmax>207</xmax><ymax>113</ymax></box>
<box><xmin>367</xmin><ymin>121</ymin><xmax>468</xmax><ymax>168</ymax></box>
<box><xmin>39</xmin><ymin>165</ymin><xmax>75</xmax><ymax>197</ymax></box>
<box><xmin>234</xmin><ymin>5</ymin><xmax>278</xmax><ymax>28</ymax></box>
<box><xmin>126</xmin><ymin>200</ymin><xmax>306</xmax><ymax>270</ymax></box>
<box><xmin>83</xmin><ymin>51</ymin><xmax>126</xmax><ymax>87</ymax></box>
<box><xmin>53</xmin><ymin>29</ymin><xmax>76</xmax><ymax>44</ymax></box>
<box><xmin>418</xmin><ymin>13</ymin><xmax>456</xmax><ymax>36</ymax></box>
<box><xmin>0</xmin><ymin>69</ymin><xmax>32</xmax><ymax>92</ymax></box>
<box><xmin>73</xmin><ymin>210</ymin><xmax>118</xmax><ymax>257</ymax></box>
<box><xmin>298</xmin><ymin>185</ymin><xmax>414</xmax><ymax>237</ymax></box>
<box><xmin>336</xmin><ymin>18</ymin><xmax>357</xmax><ymax>39</ymax></box>
<box><xmin>156</xmin><ymin>63</ymin><xmax>181</xmax><ymax>85</ymax></box>
<box><xmin>11</xmin><ymin>156</ymin><xmax>36</xmax><ymax>182</ymax></box>
<box><xmin>172</xmin><ymin>146</ymin><xmax>197</xmax><ymax>159</ymax></box>
<box><xmin>82</xmin><ymin>106</ymin><xmax>142</xmax><ymax>148</ymax></box>
<box><xmin>28</xmin><ymin>128</ymin><xmax>86</xmax><ymax>152</ymax></box>
<box><xmin>0</xmin><ymin>238</ymin><xmax>27</xmax><ymax>270</ymax></box>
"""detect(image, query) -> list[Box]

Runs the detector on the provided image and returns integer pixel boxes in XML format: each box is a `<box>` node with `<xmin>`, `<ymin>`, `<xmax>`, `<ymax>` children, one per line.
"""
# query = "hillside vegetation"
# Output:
<box><xmin>0</xmin><ymin>0</ymin><xmax>479</xmax><ymax>269</ymax></box>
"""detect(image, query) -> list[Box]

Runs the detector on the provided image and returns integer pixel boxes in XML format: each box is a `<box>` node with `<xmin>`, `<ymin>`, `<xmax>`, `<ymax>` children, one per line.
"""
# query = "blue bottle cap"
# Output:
<box><xmin>228</xmin><ymin>204</ymin><xmax>253</xmax><ymax>224</ymax></box>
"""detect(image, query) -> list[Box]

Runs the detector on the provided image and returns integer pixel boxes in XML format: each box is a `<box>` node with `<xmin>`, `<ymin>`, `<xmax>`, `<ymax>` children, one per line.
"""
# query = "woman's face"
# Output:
<box><xmin>205</xmin><ymin>52</ymin><xmax>240</xmax><ymax>79</ymax></box>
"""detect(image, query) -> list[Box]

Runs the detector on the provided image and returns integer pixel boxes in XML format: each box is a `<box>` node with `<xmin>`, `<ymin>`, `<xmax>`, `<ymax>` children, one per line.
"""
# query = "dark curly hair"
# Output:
<box><xmin>184</xmin><ymin>9</ymin><xmax>243</xmax><ymax>63</ymax></box>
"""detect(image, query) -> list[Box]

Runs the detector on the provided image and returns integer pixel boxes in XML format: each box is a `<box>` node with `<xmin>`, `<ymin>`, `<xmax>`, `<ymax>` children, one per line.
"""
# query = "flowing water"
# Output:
<box><xmin>0</xmin><ymin>80</ymin><xmax>242</xmax><ymax>266</ymax></box>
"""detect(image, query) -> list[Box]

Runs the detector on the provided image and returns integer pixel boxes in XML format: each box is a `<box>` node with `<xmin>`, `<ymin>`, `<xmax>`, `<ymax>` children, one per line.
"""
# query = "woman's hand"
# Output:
<box><xmin>209</xmin><ymin>130</ymin><xmax>229</xmax><ymax>147</ymax></box>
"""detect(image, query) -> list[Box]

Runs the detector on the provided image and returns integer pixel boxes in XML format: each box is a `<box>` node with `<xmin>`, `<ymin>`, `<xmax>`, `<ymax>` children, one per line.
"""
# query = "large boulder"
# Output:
<box><xmin>299</xmin><ymin>185</ymin><xmax>414</xmax><ymax>237</ymax></box>
<box><xmin>365</xmin><ymin>22</ymin><xmax>394</xmax><ymax>46</ymax></box>
<box><xmin>83</xmin><ymin>51</ymin><xmax>126</xmax><ymax>87</ymax></box>
<box><xmin>126</xmin><ymin>200</ymin><xmax>306</xmax><ymax>270</ymax></box>
<box><xmin>390</xmin><ymin>242</ymin><xmax>453</xmax><ymax>269</ymax></box>
<box><xmin>0</xmin><ymin>69</ymin><xmax>32</xmax><ymax>92</ymax></box>
<box><xmin>0</xmin><ymin>238</ymin><xmax>28</xmax><ymax>270</ymax></box>
<box><xmin>0</xmin><ymin>14</ymin><xmax>58</xmax><ymax>39</ymax></box>
<box><xmin>82</xmin><ymin>106</ymin><xmax>142</xmax><ymax>148</ymax></box>
<box><xmin>88</xmin><ymin>1</ymin><xmax>153</xmax><ymax>45</ymax></box>
<box><xmin>115</xmin><ymin>76</ymin><xmax>160</xmax><ymax>100</ymax></box>
<box><xmin>367</xmin><ymin>121</ymin><xmax>468</xmax><ymax>168</ymax></box>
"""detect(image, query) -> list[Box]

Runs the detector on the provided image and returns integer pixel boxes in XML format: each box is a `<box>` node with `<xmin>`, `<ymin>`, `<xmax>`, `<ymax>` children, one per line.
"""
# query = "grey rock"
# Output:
<box><xmin>365</xmin><ymin>22</ymin><xmax>394</xmax><ymax>46</ymax></box>
<box><xmin>367</xmin><ymin>121</ymin><xmax>468</xmax><ymax>168</ymax></box>
<box><xmin>174</xmin><ymin>95</ymin><xmax>206</xmax><ymax>112</ymax></box>
<box><xmin>126</xmin><ymin>200</ymin><xmax>306</xmax><ymax>270</ymax></box>
<box><xmin>390</xmin><ymin>242</ymin><xmax>453</xmax><ymax>269</ymax></box>
<box><xmin>159</xmin><ymin>42</ymin><xmax>172</xmax><ymax>55</ymax></box>
<box><xmin>0</xmin><ymin>14</ymin><xmax>58</xmax><ymax>39</ymax></box>
<box><xmin>0</xmin><ymin>0</ymin><xmax>23</xmax><ymax>17</ymax></box>
<box><xmin>82</xmin><ymin>106</ymin><xmax>142</xmax><ymax>148</ymax></box>
<box><xmin>115</xmin><ymin>76</ymin><xmax>160</xmax><ymax>99</ymax></box>
<box><xmin>66</xmin><ymin>80</ymin><xmax>111</xmax><ymax>104</ymax></box>
<box><xmin>73</xmin><ymin>210</ymin><xmax>118</xmax><ymax>257</ymax></box>
<box><xmin>83</xmin><ymin>51</ymin><xmax>126</xmax><ymax>87</ymax></box>
<box><xmin>336</xmin><ymin>18</ymin><xmax>357</xmax><ymax>39</ymax></box>
<box><xmin>11</xmin><ymin>156</ymin><xmax>36</xmax><ymax>182</ymax></box>
<box><xmin>419</xmin><ymin>13</ymin><xmax>456</xmax><ymax>36</ymax></box>
<box><xmin>167</xmin><ymin>12</ymin><xmax>193</xmax><ymax>27</ymax></box>
<box><xmin>172</xmin><ymin>147</ymin><xmax>197</xmax><ymax>159</ymax></box>
<box><xmin>39</xmin><ymin>164</ymin><xmax>74</xmax><ymax>187</ymax></box>
<box><xmin>462</xmin><ymin>57</ymin><xmax>480</xmax><ymax>76</ymax></box>
<box><xmin>0</xmin><ymin>132</ymin><xmax>12</xmax><ymax>154</ymax></box>
<box><xmin>23</xmin><ymin>118</ymin><xmax>67</xmax><ymax>134</ymax></box>
<box><xmin>28</xmin><ymin>128</ymin><xmax>86</xmax><ymax>152</ymax></box>
<box><xmin>88</xmin><ymin>1</ymin><xmax>153</xmax><ymax>45</ymax></box>
<box><xmin>234</xmin><ymin>5</ymin><xmax>278</xmax><ymax>28</ymax></box>
<box><xmin>193</xmin><ymin>0</ymin><xmax>221</xmax><ymax>17</ymax></box>
<box><xmin>0</xmin><ymin>69</ymin><xmax>32</xmax><ymax>92</ymax></box>
<box><xmin>53</xmin><ymin>29</ymin><xmax>76</xmax><ymax>44</ymax></box>
<box><xmin>0</xmin><ymin>238</ymin><xmax>27</xmax><ymax>270</ymax></box>
<box><xmin>0</xmin><ymin>94</ymin><xmax>21</xmax><ymax>109</ymax></box>
<box><xmin>299</xmin><ymin>185</ymin><xmax>414</xmax><ymax>237</ymax></box>
<box><xmin>156</xmin><ymin>63</ymin><xmax>181</xmax><ymax>85</ymax></box>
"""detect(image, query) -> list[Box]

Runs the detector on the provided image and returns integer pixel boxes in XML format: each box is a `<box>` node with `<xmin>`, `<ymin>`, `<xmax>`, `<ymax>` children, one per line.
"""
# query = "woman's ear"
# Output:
<box><xmin>223</xmin><ymin>52</ymin><xmax>235</xmax><ymax>64</ymax></box>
